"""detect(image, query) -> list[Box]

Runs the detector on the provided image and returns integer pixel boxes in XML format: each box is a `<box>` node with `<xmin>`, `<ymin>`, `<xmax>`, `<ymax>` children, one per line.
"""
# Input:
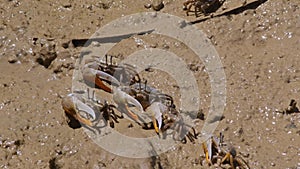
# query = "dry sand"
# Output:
<box><xmin>0</xmin><ymin>0</ymin><xmax>299</xmax><ymax>168</ymax></box>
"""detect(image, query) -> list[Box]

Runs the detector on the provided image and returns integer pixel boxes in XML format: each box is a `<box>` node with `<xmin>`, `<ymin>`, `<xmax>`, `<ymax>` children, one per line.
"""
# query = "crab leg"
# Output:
<box><xmin>221</xmin><ymin>153</ymin><xmax>234</xmax><ymax>168</ymax></box>
<box><xmin>235</xmin><ymin>156</ymin><xmax>251</xmax><ymax>169</ymax></box>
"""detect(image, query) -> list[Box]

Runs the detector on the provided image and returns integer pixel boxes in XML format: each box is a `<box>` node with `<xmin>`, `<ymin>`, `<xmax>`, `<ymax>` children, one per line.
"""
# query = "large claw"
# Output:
<box><xmin>146</xmin><ymin>102</ymin><xmax>167</xmax><ymax>133</ymax></box>
<box><xmin>96</xmin><ymin>70</ymin><xmax>120</xmax><ymax>86</ymax></box>
<box><xmin>113</xmin><ymin>87</ymin><xmax>144</xmax><ymax>121</ymax></box>
<box><xmin>82</xmin><ymin>67</ymin><xmax>120</xmax><ymax>93</ymax></box>
<box><xmin>72</xmin><ymin>94</ymin><xmax>96</xmax><ymax>120</ymax></box>
<box><xmin>62</xmin><ymin>94</ymin><xmax>95</xmax><ymax>126</ymax></box>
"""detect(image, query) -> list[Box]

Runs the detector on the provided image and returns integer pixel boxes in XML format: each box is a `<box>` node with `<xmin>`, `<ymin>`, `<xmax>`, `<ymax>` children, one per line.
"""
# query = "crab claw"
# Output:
<box><xmin>62</xmin><ymin>94</ymin><xmax>94</xmax><ymax>126</ymax></box>
<box><xmin>82</xmin><ymin>67</ymin><xmax>120</xmax><ymax>93</ymax></box>
<box><xmin>206</xmin><ymin>137</ymin><xmax>213</xmax><ymax>164</ymax></box>
<box><xmin>146</xmin><ymin>102</ymin><xmax>167</xmax><ymax>133</ymax></box>
<box><xmin>202</xmin><ymin>134</ymin><xmax>221</xmax><ymax>166</ymax></box>
<box><xmin>113</xmin><ymin>87</ymin><xmax>143</xmax><ymax>121</ymax></box>
<box><xmin>72</xmin><ymin>95</ymin><xmax>96</xmax><ymax>120</ymax></box>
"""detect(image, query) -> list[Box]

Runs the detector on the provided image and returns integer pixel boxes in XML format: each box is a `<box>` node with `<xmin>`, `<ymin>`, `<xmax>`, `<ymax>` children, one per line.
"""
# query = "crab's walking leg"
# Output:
<box><xmin>183</xmin><ymin>0</ymin><xmax>194</xmax><ymax>16</ymax></box>
<box><xmin>236</xmin><ymin>156</ymin><xmax>251</xmax><ymax>169</ymax></box>
<box><xmin>230</xmin><ymin>155</ymin><xmax>234</xmax><ymax>169</ymax></box>
<box><xmin>221</xmin><ymin>153</ymin><xmax>234</xmax><ymax>167</ymax></box>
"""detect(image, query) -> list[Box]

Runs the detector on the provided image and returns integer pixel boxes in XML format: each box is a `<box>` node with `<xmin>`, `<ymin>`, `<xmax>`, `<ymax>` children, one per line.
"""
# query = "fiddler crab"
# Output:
<box><xmin>202</xmin><ymin>132</ymin><xmax>250</xmax><ymax>168</ymax></box>
<box><xmin>61</xmin><ymin>89</ymin><xmax>123</xmax><ymax>130</ymax></box>
<box><xmin>119</xmin><ymin>80</ymin><xmax>175</xmax><ymax>132</ymax></box>
<box><xmin>62</xmin><ymin>55</ymin><xmax>181</xmax><ymax>136</ymax></box>
<box><xmin>120</xmin><ymin>80</ymin><xmax>197</xmax><ymax>143</ymax></box>
<box><xmin>183</xmin><ymin>0</ymin><xmax>224</xmax><ymax>17</ymax></box>
<box><xmin>161</xmin><ymin>106</ymin><xmax>198</xmax><ymax>143</ymax></box>
<box><xmin>82</xmin><ymin>54</ymin><xmax>141</xmax><ymax>93</ymax></box>
<box><xmin>62</xmin><ymin>54</ymin><xmax>251</xmax><ymax>167</ymax></box>
<box><xmin>277</xmin><ymin>99</ymin><xmax>299</xmax><ymax>114</ymax></box>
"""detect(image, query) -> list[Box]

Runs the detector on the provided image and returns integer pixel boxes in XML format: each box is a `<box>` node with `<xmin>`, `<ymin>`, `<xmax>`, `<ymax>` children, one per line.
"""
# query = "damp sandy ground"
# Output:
<box><xmin>0</xmin><ymin>0</ymin><xmax>299</xmax><ymax>168</ymax></box>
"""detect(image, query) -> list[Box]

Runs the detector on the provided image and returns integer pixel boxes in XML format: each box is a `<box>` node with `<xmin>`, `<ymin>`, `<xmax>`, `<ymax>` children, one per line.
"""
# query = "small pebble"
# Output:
<box><xmin>152</xmin><ymin>0</ymin><xmax>164</xmax><ymax>11</ymax></box>
<box><xmin>144</xmin><ymin>3</ymin><xmax>152</xmax><ymax>9</ymax></box>
<box><xmin>285</xmin><ymin>122</ymin><xmax>297</xmax><ymax>129</ymax></box>
<box><xmin>149</xmin><ymin>43</ymin><xmax>157</xmax><ymax>48</ymax></box>
<box><xmin>162</xmin><ymin>44</ymin><xmax>169</xmax><ymax>49</ymax></box>
<box><xmin>128</xmin><ymin>123</ymin><xmax>133</xmax><ymax>128</ymax></box>
<box><xmin>8</xmin><ymin>56</ymin><xmax>17</xmax><ymax>63</ymax></box>
<box><xmin>63</xmin><ymin>3</ymin><xmax>72</xmax><ymax>8</ymax></box>
<box><xmin>196</xmin><ymin>109</ymin><xmax>205</xmax><ymax>120</ymax></box>
<box><xmin>61</xmin><ymin>42</ymin><xmax>69</xmax><ymax>49</ymax></box>
<box><xmin>145</xmin><ymin>67</ymin><xmax>154</xmax><ymax>72</ymax></box>
<box><xmin>189</xmin><ymin>63</ymin><xmax>199</xmax><ymax>72</ymax></box>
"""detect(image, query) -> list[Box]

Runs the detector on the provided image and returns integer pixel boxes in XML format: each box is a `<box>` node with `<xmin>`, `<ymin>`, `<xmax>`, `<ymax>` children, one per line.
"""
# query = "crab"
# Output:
<box><xmin>61</xmin><ymin>90</ymin><xmax>124</xmax><ymax>130</ymax></box>
<box><xmin>81</xmin><ymin>60</ymin><xmax>144</xmax><ymax>121</ymax></box>
<box><xmin>183</xmin><ymin>0</ymin><xmax>224</xmax><ymax>17</ymax></box>
<box><xmin>202</xmin><ymin>132</ymin><xmax>250</xmax><ymax>168</ymax></box>
<box><xmin>161</xmin><ymin>107</ymin><xmax>198</xmax><ymax>143</ymax></box>
<box><xmin>131</xmin><ymin>82</ymin><xmax>198</xmax><ymax>141</ymax></box>
<box><xmin>119</xmin><ymin>81</ymin><xmax>175</xmax><ymax>133</ymax></box>
<box><xmin>78</xmin><ymin>56</ymin><xmax>195</xmax><ymax>138</ymax></box>
<box><xmin>282</xmin><ymin>99</ymin><xmax>299</xmax><ymax>114</ymax></box>
<box><xmin>128</xmin><ymin>80</ymin><xmax>175</xmax><ymax>109</ymax></box>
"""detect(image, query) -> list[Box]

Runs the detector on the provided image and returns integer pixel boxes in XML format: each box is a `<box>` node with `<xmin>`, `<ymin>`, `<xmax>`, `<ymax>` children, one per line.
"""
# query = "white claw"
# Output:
<box><xmin>83</xmin><ymin>66</ymin><xmax>120</xmax><ymax>86</ymax></box>
<box><xmin>147</xmin><ymin>102</ymin><xmax>167</xmax><ymax>129</ymax></box>
<box><xmin>207</xmin><ymin>137</ymin><xmax>213</xmax><ymax>161</ymax></box>
<box><xmin>157</xmin><ymin>114</ymin><xmax>162</xmax><ymax>129</ymax></box>
<box><xmin>113</xmin><ymin>87</ymin><xmax>144</xmax><ymax>112</ymax></box>
<box><xmin>70</xmin><ymin>94</ymin><xmax>96</xmax><ymax>120</ymax></box>
<box><xmin>95</xmin><ymin>70</ymin><xmax>120</xmax><ymax>86</ymax></box>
